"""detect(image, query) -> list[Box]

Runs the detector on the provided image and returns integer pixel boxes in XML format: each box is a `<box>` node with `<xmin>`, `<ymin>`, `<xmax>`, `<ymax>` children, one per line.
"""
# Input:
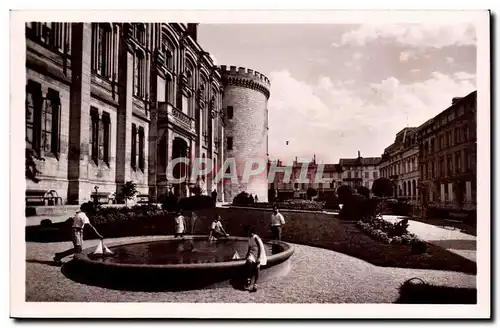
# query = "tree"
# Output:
<box><xmin>306</xmin><ymin>187</ymin><xmax>318</xmax><ymax>200</ymax></box>
<box><xmin>336</xmin><ymin>185</ymin><xmax>353</xmax><ymax>204</ymax></box>
<box><xmin>122</xmin><ymin>181</ymin><xmax>138</xmax><ymax>206</ymax></box>
<box><xmin>357</xmin><ymin>186</ymin><xmax>370</xmax><ymax>199</ymax></box>
<box><xmin>372</xmin><ymin>178</ymin><xmax>394</xmax><ymax>198</ymax></box>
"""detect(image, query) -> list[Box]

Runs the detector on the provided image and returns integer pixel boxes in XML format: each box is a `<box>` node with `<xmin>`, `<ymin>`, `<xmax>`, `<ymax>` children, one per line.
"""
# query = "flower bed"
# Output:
<box><xmin>235</xmin><ymin>199</ymin><xmax>326</xmax><ymax>211</ymax></box>
<box><xmin>356</xmin><ymin>217</ymin><xmax>421</xmax><ymax>245</ymax></box>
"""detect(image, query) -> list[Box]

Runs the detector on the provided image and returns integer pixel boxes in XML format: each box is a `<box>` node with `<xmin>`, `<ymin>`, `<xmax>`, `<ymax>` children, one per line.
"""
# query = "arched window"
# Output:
<box><xmin>162</xmin><ymin>39</ymin><xmax>175</xmax><ymax>71</ymax></box>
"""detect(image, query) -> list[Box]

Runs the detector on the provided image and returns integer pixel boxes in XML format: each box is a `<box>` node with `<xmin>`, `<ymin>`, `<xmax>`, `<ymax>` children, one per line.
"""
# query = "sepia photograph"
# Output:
<box><xmin>9</xmin><ymin>9</ymin><xmax>491</xmax><ymax>319</ymax></box>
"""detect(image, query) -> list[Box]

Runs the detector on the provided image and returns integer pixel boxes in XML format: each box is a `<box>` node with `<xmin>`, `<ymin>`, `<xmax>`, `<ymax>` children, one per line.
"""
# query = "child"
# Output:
<box><xmin>208</xmin><ymin>214</ymin><xmax>229</xmax><ymax>241</ymax></box>
<box><xmin>174</xmin><ymin>210</ymin><xmax>186</xmax><ymax>238</ymax></box>
<box><xmin>53</xmin><ymin>204</ymin><xmax>103</xmax><ymax>265</ymax></box>
<box><xmin>243</xmin><ymin>225</ymin><xmax>267</xmax><ymax>292</ymax></box>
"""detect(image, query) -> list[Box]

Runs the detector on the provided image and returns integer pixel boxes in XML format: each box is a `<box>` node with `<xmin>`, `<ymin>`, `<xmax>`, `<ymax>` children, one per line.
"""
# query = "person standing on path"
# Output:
<box><xmin>270</xmin><ymin>205</ymin><xmax>285</xmax><ymax>241</ymax></box>
<box><xmin>53</xmin><ymin>205</ymin><xmax>103</xmax><ymax>265</ymax></box>
<box><xmin>174</xmin><ymin>210</ymin><xmax>186</xmax><ymax>238</ymax></box>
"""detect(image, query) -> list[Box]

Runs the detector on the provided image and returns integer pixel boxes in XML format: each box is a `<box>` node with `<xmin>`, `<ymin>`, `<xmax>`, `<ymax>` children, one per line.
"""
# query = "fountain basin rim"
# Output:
<box><xmin>74</xmin><ymin>235</ymin><xmax>294</xmax><ymax>270</ymax></box>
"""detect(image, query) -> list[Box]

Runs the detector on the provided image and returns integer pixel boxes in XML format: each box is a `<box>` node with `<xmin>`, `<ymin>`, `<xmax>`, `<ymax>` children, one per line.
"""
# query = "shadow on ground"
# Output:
<box><xmin>60</xmin><ymin>259</ymin><xmax>248</xmax><ymax>292</ymax></box>
<box><xmin>25</xmin><ymin>259</ymin><xmax>61</xmax><ymax>267</ymax></box>
<box><xmin>426</xmin><ymin>239</ymin><xmax>476</xmax><ymax>251</ymax></box>
<box><xmin>395</xmin><ymin>278</ymin><xmax>477</xmax><ymax>304</ymax></box>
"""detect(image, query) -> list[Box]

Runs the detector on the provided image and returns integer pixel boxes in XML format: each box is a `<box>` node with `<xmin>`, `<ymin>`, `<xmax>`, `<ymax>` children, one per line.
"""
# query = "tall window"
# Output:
<box><xmin>166</xmin><ymin>77</ymin><xmax>173</xmax><ymax>104</ymax></box>
<box><xmin>89</xmin><ymin>109</ymin><xmax>110</xmax><ymax>165</ymax></box>
<box><xmin>373</xmin><ymin>171</ymin><xmax>378</xmax><ymax>179</ymax></box>
<box><xmin>131</xmin><ymin>124</ymin><xmax>137</xmax><ymax>169</ymax></box>
<box><xmin>102</xmin><ymin>113</ymin><xmax>111</xmax><ymax>164</ymax></box>
<box><xmin>92</xmin><ymin>24</ymin><xmax>113</xmax><ymax>78</ymax></box>
<box><xmin>135</xmin><ymin>24</ymin><xmax>146</xmax><ymax>44</ymax></box>
<box><xmin>26</xmin><ymin>23</ymin><xmax>67</xmax><ymax>52</ymax></box>
<box><xmin>447</xmin><ymin>156</ymin><xmax>453</xmax><ymax>176</ymax></box>
<box><xmin>26</xmin><ymin>81</ymin><xmax>42</xmax><ymax>153</ymax></box>
<box><xmin>465</xmin><ymin>151</ymin><xmax>471</xmax><ymax>171</ymax></box>
<box><xmin>89</xmin><ymin>108</ymin><xmax>99</xmax><ymax>164</ymax></box>
<box><xmin>25</xmin><ymin>82</ymin><xmax>61</xmax><ymax>158</ymax></box>
<box><xmin>463</xmin><ymin>125</ymin><xmax>469</xmax><ymax>141</ymax></box>
<box><xmin>134</xmin><ymin>51</ymin><xmax>145</xmax><ymax>98</ymax></box>
<box><xmin>138</xmin><ymin>127</ymin><xmax>145</xmax><ymax>171</ymax></box>
<box><xmin>227</xmin><ymin>136</ymin><xmax>233</xmax><ymax>151</ymax></box>
<box><xmin>227</xmin><ymin>106</ymin><xmax>234</xmax><ymax>119</ymax></box>
<box><xmin>44</xmin><ymin>89</ymin><xmax>61</xmax><ymax>156</ymax></box>
<box><xmin>364</xmin><ymin>172</ymin><xmax>369</xmax><ymax>179</ymax></box>
<box><xmin>455</xmin><ymin>151</ymin><xmax>462</xmax><ymax>174</ymax></box>
<box><xmin>440</xmin><ymin>157</ymin><xmax>445</xmax><ymax>177</ymax></box>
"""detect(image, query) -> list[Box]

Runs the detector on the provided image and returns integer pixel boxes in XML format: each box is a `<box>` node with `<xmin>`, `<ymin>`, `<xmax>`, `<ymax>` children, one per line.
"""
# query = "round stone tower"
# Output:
<box><xmin>219</xmin><ymin>65</ymin><xmax>270</xmax><ymax>203</ymax></box>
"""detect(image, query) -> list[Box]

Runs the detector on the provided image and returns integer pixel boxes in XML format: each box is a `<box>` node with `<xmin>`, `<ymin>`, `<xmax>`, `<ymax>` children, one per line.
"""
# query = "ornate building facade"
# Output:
<box><xmin>339</xmin><ymin>152</ymin><xmax>381</xmax><ymax>191</ymax></box>
<box><xmin>25</xmin><ymin>23</ymin><xmax>230</xmax><ymax>204</ymax></box>
<box><xmin>417</xmin><ymin>91</ymin><xmax>477</xmax><ymax>212</ymax></box>
<box><xmin>379</xmin><ymin>127</ymin><xmax>420</xmax><ymax>201</ymax></box>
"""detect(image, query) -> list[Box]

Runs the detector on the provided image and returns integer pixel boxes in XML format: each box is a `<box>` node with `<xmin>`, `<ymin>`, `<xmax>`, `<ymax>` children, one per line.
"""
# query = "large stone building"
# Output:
<box><xmin>338</xmin><ymin>152</ymin><xmax>381</xmax><ymax>191</ymax></box>
<box><xmin>379</xmin><ymin>127</ymin><xmax>420</xmax><ymax>201</ymax></box>
<box><xmin>25</xmin><ymin>22</ymin><xmax>269</xmax><ymax>204</ymax></box>
<box><xmin>417</xmin><ymin>91</ymin><xmax>477</xmax><ymax>212</ymax></box>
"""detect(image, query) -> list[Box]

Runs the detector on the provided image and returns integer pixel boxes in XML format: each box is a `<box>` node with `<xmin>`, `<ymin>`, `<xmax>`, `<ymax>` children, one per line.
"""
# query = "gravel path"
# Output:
<box><xmin>25</xmin><ymin>237</ymin><xmax>476</xmax><ymax>303</ymax></box>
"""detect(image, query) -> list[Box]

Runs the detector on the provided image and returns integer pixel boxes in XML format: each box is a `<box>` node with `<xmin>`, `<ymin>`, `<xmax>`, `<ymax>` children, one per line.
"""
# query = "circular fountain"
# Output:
<box><xmin>71</xmin><ymin>236</ymin><xmax>294</xmax><ymax>291</ymax></box>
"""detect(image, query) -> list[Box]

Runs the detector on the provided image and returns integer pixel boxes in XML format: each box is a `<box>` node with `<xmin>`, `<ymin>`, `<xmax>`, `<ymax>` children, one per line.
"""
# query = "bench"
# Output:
<box><xmin>136</xmin><ymin>193</ymin><xmax>150</xmax><ymax>204</ymax></box>
<box><xmin>25</xmin><ymin>189</ymin><xmax>62</xmax><ymax>206</ymax></box>
<box><xmin>90</xmin><ymin>192</ymin><xmax>115</xmax><ymax>204</ymax></box>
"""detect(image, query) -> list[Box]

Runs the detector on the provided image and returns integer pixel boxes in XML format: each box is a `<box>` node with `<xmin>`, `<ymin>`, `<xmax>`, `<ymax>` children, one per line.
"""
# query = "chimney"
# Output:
<box><xmin>187</xmin><ymin>23</ymin><xmax>198</xmax><ymax>42</ymax></box>
<box><xmin>313</xmin><ymin>154</ymin><xmax>316</xmax><ymax>164</ymax></box>
<box><xmin>357</xmin><ymin>150</ymin><xmax>361</xmax><ymax>158</ymax></box>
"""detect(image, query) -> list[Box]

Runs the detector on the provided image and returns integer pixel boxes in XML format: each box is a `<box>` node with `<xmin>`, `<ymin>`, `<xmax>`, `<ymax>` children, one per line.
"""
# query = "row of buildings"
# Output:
<box><xmin>25</xmin><ymin>22</ymin><xmax>271</xmax><ymax>204</ymax></box>
<box><xmin>267</xmin><ymin>152</ymin><xmax>381</xmax><ymax>199</ymax></box>
<box><xmin>378</xmin><ymin>92</ymin><xmax>477</xmax><ymax>212</ymax></box>
<box><xmin>268</xmin><ymin>91</ymin><xmax>477</xmax><ymax>214</ymax></box>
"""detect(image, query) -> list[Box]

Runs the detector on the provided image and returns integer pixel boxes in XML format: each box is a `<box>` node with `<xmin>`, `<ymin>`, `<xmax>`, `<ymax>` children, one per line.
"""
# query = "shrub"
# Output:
<box><xmin>357</xmin><ymin>186</ymin><xmax>370</xmax><ymax>199</ymax></box>
<box><xmin>339</xmin><ymin>193</ymin><xmax>366</xmax><ymax>220</ymax></box>
<box><xmin>233</xmin><ymin>191</ymin><xmax>253</xmax><ymax>206</ymax></box>
<box><xmin>306</xmin><ymin>187</ymin><xmax>318</xmax><ymax>200</ymax></box>
<box><xmin>179</xmin><ymin>195</ymin><xmax>215</xmax><ymax>211</ymax></box>
<box><xmin>337</xmin><ymin>185</ymin><xmax>354</xmax><ymax>204</ymax></box>
<box><xmin>162</xmin><ymin>194</ymin><xmax>180</xmax><ymax>211</ymax></box>
<box><xmin>121</xmin><ymin>181</ymin><xmax>138</xmax><ymax>206</ymax></box>
<box><xmin>372</xmin><ymin>178</ymin><xmax>394</xmax><ymax>198</ymax></box>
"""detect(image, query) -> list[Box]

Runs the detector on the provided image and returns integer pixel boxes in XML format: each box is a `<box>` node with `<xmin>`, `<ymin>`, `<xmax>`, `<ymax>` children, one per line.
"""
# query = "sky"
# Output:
<box><xmin>197</xmin><ymin>23</ymin><xmax>477</xmax><ymax>165</ymax></box>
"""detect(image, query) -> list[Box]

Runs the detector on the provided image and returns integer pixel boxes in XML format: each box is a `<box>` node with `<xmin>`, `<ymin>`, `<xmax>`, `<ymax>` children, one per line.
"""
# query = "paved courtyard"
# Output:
<box><xmin>26</xmin><ymin>236</ymin><xmax>476</xmax><ymax>303</ymax></box>
<box><xmin>382</xmin><ymin>215</ymin><xmax>477</xmax><ymax>262</ymax></box>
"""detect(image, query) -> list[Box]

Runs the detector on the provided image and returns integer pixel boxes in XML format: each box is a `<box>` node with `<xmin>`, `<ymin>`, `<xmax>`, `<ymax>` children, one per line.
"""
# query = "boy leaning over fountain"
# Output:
<box><xmin>53</xmin><ymin>204</ymin><xmax>103</xmax><ymax>265</ymax></box>
<box><xmin>243</xmin><ymin>225</ymin><xmax>267</xmax><ymax>292</ymax></box>
<box><xmin>208</xmin><ymin>214</ymin><xmax>229</xmax><ymax>241</ymax></box>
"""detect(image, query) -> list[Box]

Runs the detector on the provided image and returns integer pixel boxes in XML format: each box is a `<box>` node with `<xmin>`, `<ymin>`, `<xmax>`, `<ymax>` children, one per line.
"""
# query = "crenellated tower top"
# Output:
<box><xmin>218</xmin><ymin>65</ymin><xmax>271</xmax><ymax>99</ymax></box>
